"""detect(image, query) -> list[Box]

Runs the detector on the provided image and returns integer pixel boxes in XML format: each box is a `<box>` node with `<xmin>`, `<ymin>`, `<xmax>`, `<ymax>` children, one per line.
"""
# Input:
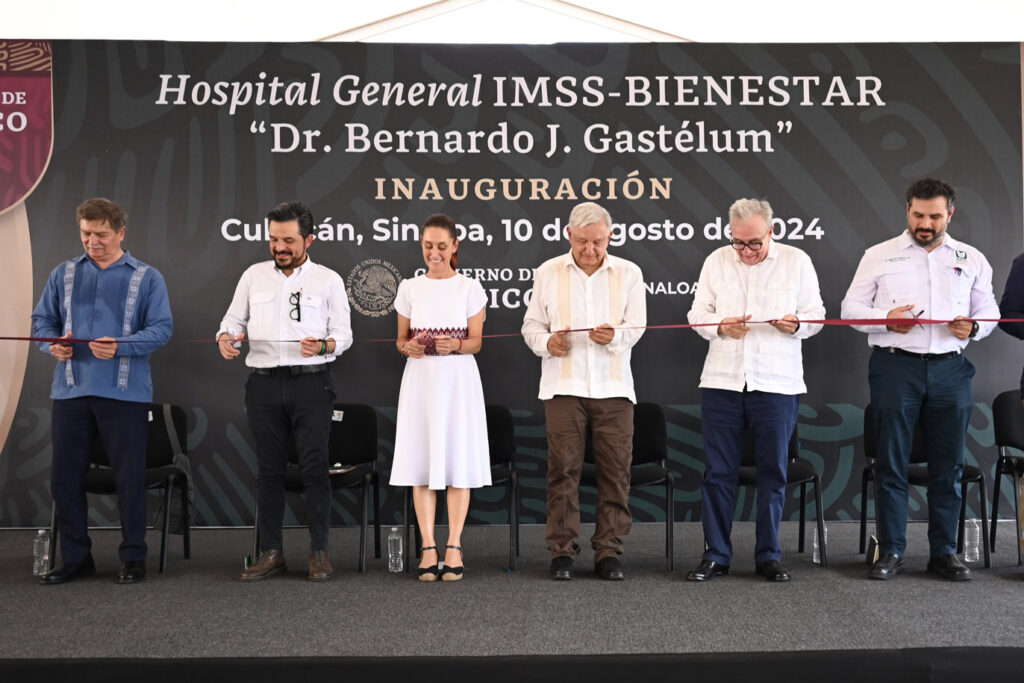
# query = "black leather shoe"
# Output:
<box><xmin>868</xmin><ymin>552</ymin><xmax>904</xmax><ymax>580</ymax></box>
<box><xmin>550</xmin><ymin>555</ymin><xmax>574</xmax><ymax>581</ymax></box>
<box><xmin>117</xmin><ymin>560</ymin><xmax>146</xmax><ymax>584</ymax></box>
<box><xmin>686</xmin><ymin>559</ymin><xmax>730</xmax><ymax>582</ymax></box>
<box><xmin>927</xmin><ymin>553</ymin><xmax>973</xmax><ymax>582</ymax></box>
<box><xmin>595</xmin><ymin>556</ymin><xmax>625</xmax><ymax>581</ymax></box>
<box><xmin>41</xmin><ymin>556</ymin><xmax>96</xmax><ymax>585</ymax></box>
<box><xmin>755</xmin><ymin>560</ymin><xmax>791</xmax><ymax>582</ymax></box>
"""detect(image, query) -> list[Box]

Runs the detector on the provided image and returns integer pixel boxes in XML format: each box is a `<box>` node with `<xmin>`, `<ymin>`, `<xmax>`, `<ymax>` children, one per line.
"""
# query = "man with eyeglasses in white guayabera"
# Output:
<box><xmin>686</xmin><ymin>198</ymin><xmax>825</xmax><ymax>584</ymax></box>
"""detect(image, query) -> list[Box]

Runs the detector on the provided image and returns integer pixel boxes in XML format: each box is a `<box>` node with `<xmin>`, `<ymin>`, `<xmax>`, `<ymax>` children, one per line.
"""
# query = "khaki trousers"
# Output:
<box><xmin>544</xmin><ymin>395</ymin><xmax>633</xmax><ymax>562</ymax></box>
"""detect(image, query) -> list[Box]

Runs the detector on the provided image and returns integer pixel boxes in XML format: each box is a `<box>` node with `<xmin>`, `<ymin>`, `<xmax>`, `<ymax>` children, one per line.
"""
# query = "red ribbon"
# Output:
<box><xmin>5</xmin><ymin>317</ymin><xmax>1022</xmax><ymax>345</ymax></box>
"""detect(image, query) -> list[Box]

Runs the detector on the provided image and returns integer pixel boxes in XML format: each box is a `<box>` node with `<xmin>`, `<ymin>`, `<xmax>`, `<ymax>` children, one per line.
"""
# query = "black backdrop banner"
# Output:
<box><xmin>2</xmin><ymin>41</ymin><xmax>1022</xmax><ymax>530</ymax></box>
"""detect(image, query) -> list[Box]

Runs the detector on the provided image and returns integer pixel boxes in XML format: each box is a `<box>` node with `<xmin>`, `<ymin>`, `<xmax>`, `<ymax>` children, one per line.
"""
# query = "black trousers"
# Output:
<box><xmin>246</xmin><ymin>370</ymin><xmax>335</xmax><ymax>552</ymax></box>
<box><xmin>51</xmin><ymin>397</ymin><xmax>150</xmax><ymax>563</ymax></box>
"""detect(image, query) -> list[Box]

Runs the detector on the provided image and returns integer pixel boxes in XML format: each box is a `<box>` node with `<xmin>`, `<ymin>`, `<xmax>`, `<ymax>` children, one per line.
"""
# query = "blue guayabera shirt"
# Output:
<box><xmin>31</xmin><ymin>251</ymin><xmax>173</xmax><ymax>403</ymax></box>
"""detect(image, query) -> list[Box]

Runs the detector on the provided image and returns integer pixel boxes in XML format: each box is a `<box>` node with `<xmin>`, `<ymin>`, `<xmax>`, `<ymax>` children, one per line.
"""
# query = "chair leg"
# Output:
<box><xmin>798</xmin><ymin>481</ymin><xmax>807</xmax><ymax>554</ymax></box>
<box><xmin>403</xmin><ymin>487</ymin><xmax>412</xmax><ymax>573</ymax></box>
<box><xmin>666</xmin><ymin>474</ymin><xmax>675</xmax><ymax>572</ymax></box>
<box><xmin>252</xmin><ymin>500</ymin><xmax>261</xmax><ymax>561</ymax></box>
<box><xmin>179</xmin><ymin>475</ymin><xmax>191</xmax><ymax>560</ymax></box>
<box><xmin>813</xmin><ymin>474</ymin><xmax>827</xmax><ymax>566</ymax></box>
<box><xmin>403</xmin><ymin>488</ymin><xmax>424</xmax><ymax>572</ymax></box>
<box><xmin>859</xmin><ymin>468</ymin><xmax>870</xmax><ymax>554</ymax></box>
<box><xmin>49</xmin><ymin>503</ymin><xmax>59</xmax><ymax>571</ymax></box>
<box><xmin>1011</xmin><ymin>471</ymin><xmax>1019</xmax><ymax>565</ymax></box>
<box><xmin>372</xmin><ymin>472</ymin><xmax>381</xmax><ymax>559</ymax></box>
<box><xmin>956</xmin><ymin>481</ymin><xmax>968</xmax><ymax>554</ymax></box>
<box><xmin>506</xmin><ymin>472</ymin><xmax>515</xmax><ymax>571</ymax></box>
<box><xmin>991</xmin><ymin>456</ymin><xmax>1005</xmax><ymax>551</ymax></box>
<box><xmin>512</xmin><ymin>472</ymin><xmax>521</xmax><ymax>563</ymax></box>
<box><xmin>160</xmin><ymin>478</ymin><xmax>173</xmax><ymax>573</ymax></box>
<box><xmin>979</xmin><ymin>474</ymin><xmax>990</xmax><ymax>569</ymax></box>
<box><xmin>358</xmin><ymin>475</ymin><xmax>369</xmax><ymax>573</ymax></box>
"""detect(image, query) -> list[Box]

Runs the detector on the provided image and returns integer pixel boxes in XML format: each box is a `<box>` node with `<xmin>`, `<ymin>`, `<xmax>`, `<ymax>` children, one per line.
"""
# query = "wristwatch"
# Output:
<box><xmin>968</xmin><ymin>321</ymin><xmax>979</xmax><ymax>338</ymax></box>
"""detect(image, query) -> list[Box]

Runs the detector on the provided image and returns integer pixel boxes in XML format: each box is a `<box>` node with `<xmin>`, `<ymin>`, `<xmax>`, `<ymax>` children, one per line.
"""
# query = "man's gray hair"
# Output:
<box><xmin>728</xmin><ymin>198</ymin><xmax>773</xmax><ymax>226</ymax></box>
<box><xmin>568</xmin><ymin>201</ymin><xmax>612</xmax><ymax>231</ymax></box>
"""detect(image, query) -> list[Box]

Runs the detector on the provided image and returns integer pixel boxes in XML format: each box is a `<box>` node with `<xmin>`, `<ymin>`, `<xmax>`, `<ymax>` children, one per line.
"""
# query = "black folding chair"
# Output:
<box><xmin>49</xmin><ymin>403</ymin><xmax>192</xmax><ymax>573</ymax></box>
<box><xmin>737</xmin><ymin>426</ymin><xmax>827</xmax><ymax>565</ymax></box>
<box><xmin>989</xmin><ymin>390</ymin><xmax>1024</xmax><ymax>565</ymax></box>
<box><xmin>404</xmin><ymin>404</ymin><xmax>519</xmax><ymax>570</ymax></box>
<box><xmin>252</xmin><ymin>403</ymin><xmax>381</xmax><ymax>571</ymax></box>
<box><xmin>860</xmin><ymin>403</ymin><xmax>990</xmax><ymax>568</ymax></box>
<box><xmin>581</xmin><ymin>402</ymin><xmax>674</xmax><ymax>570</ymax></box>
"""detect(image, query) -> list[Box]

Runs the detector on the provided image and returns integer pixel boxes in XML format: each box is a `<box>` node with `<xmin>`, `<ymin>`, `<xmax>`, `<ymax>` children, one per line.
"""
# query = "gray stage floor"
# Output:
<box><xmin>1</xmin><ymin>521</ymin><xmax>1022</xmax><ymax>659</ymax></box>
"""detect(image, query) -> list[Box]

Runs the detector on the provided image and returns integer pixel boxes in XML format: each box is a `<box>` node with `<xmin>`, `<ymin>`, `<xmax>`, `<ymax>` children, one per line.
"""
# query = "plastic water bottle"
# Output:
<box><xmin>32</xmin><ymin>529</ymin><xmax>51</xmax><ymax>576</ymax></box>
<box><xmin>387</xmin><ymin>527</ymin><xmax>403</xmax><ymax>572</ymax></box>
<box><xmin>964</xmin><ymin>518</ymin><xmax>981</xmax><ymax>564</ymax></box>
<box><xmin>812</xmin><ymin>524</ymin><xmax>828</xmax><ymax>564</ymax></box>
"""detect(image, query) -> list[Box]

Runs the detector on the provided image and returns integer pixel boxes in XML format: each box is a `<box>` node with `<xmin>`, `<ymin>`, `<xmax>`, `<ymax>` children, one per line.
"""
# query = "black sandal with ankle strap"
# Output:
<box><xmin>440</xmin><ymin>545</ymin><xmax>464</xmax><ymax>582</ymax></box>
<box><xmin>417</xmin><ymin>546</ymin><xmax>440</xmax><ymax>582</ymax></box>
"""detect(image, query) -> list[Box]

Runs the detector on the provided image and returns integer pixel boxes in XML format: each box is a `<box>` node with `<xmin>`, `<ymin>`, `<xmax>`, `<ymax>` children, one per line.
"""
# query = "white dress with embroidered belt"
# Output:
<box><xmin>389</xmin><ymin>274</ymin><xmax>491</xmax><ymax>489</ymax></box>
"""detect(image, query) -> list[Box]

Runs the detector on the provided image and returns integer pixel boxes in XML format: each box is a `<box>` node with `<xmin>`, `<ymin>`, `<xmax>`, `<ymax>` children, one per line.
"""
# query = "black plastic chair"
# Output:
<box><xmin>483</xmin><ymin>404</ymin><xmax>520</xmax><ymax>569</ymax></box>
<box><xmin>859</xmin><ymin>403</ymin><xmax>990</xmax><ymax>568</ymax></box>
<box><xmin>581</xmin><ymin>401</ymin><xmax>674</xmax><ymax>570</ymax></box>
<box><xmin>252</xmin><ymin>402</ymin><xmax>381</xmax><ymax>571</ymax></box>
<box><xmin>404</xmin><ymin>404</ymin><xmax>520</xmax><ymax>571</ymax></box>
<box><xmin>48</xmin><ymin>403</ymin><xmax>192</xmax><ymax>573</ymax></box>
<box><xmin>989</xmin><ymin>389</ymin><xmax>1024</xmax><ymax>565</ymax></box>
<box><xmin>736</xmin><ymin>426</ymin><xmax>827</xmax><ymax>565</ymax></box>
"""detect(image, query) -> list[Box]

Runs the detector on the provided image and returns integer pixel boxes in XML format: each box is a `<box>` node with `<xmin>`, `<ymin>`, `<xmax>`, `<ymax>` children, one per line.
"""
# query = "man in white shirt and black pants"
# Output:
<box><xmin>842</xmin><ymin>178</ymin><xmax>998</xmax><ymax>581</ymax></box>
<box><xmin>686</xmin><ymin>198</ymin><xmax>824</xmax><ymax>583</ymax></box>
<box><xmin>522</xmin><ymin>202</ymin><xmax>646</xmax><ymax>581</ymax></box>
<box><xmin>217</xmin><ymin>201</ymin><xmax>353</xmax><ymax>581</ymax></box>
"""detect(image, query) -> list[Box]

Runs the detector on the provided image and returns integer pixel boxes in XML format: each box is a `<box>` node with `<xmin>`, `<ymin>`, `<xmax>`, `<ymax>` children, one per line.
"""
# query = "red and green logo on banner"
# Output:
<box><xmin>0</xmin><ymin>40</ymin><xmax>52</xmax><ymax>214</ymax></box>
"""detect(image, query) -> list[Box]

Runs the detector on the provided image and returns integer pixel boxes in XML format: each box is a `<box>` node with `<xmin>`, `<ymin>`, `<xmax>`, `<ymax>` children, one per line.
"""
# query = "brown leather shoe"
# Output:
<box><xmin>240</xmin><ymin>549</ymin><xmax>286</xmax><ymax>581</ymax></box>
<box><xmin>308</xmin><ymin>550</ymin><xmax>333</xmax><ymax>581</ymax></box>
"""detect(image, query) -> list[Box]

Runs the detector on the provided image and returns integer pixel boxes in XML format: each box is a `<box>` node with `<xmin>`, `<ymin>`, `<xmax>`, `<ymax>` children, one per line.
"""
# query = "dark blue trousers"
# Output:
<box><xmin>246</xmin><ymin>371</ymin><xmax>335</xmax><ymax>553</ymax></box>
<box><xmin>869</xmin><ymin>348</ymin><xmax>974</xmax><ymax>556</ymax></box>
<box><xmin>700</xmin><ymin>388</ymin><xmax>799</xmax><ymax>565</ymax></box>
<box><xmin>51</xmin><ymin>397</ymin><xmax>150</xmax><ymax>563</ymax></box>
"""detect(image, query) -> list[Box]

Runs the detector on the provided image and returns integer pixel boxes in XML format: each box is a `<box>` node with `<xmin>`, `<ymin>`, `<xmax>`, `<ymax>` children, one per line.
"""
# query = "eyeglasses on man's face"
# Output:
<box><xmin>289</xmin><ymin>291</ymin><xmax>301</xmax><ymax>322</ymax></box>
<box><xmin>730</xmin><ymin>231</ymin><xmax>771</xmax><ymax>251</ymax></box>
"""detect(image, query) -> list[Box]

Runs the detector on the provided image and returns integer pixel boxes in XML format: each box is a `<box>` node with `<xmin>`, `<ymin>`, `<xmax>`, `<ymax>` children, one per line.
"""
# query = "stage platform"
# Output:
<box><xmin>1</xmin><ymin>521</ymin><xmax>1021</xmax><ymax>681</ymax></box>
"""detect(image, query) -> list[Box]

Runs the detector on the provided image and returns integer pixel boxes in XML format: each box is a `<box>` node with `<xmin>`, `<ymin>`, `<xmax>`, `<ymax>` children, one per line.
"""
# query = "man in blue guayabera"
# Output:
<box><xmin>32</xmin><ymin>197</ymin><xmax>172</xmax><ymax>585</ymax></box>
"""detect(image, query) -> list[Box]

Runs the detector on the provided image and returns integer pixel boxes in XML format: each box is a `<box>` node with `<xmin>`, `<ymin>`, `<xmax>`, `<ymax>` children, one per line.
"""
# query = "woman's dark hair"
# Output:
<box><xmin>422</xmin><ymin>213</ymin><xmax>459</xmax><ymax>269</ymax></box>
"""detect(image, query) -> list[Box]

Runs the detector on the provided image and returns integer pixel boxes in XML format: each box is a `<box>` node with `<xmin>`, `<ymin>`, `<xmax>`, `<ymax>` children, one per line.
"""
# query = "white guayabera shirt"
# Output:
<box><xmin>688</xmin><ymin>241</ymin><xmax>825</xmax><ymax>395</ymax></box>
<box><xmin>522</xmin><ymin>252</ymin><xmax>646</xmax><ymax>403</ymax></box>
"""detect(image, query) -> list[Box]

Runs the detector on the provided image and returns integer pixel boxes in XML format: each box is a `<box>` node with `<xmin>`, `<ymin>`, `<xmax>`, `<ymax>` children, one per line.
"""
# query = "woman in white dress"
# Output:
<box><xmin>390</xmin><ymin>214</ymin><xmax>490</xmax><ymax>581</ymax></box>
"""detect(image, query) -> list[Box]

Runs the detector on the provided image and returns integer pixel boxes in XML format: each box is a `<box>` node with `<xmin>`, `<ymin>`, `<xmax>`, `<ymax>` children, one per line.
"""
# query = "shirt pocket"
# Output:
<box><xmin>711</xmin><ymin>282</ymin><xmax>744</xmax><ymax>316</ymax></box>
<box><xmin>765</xmin><ymin>281</ymin><xmax>798</xmax><ymax>317</ymax></box>
<box><xmin>948</xmin><ymin>266</ymin><xmax>974</xmax><ymax>309</ymax></box>
<box><xmin>300</xmin><ymin>293</ymin><xmax>326</xmax><ymax>329</ymax></box>
<box><xmin>878</xmin><ymin>262</ymin><xmax>919</xmax><ymax>308</ymax></box>
<box><xmin>251</xmin><ymin>291</ymin><xmax>277</xmax><ymax>326</ymax></box>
